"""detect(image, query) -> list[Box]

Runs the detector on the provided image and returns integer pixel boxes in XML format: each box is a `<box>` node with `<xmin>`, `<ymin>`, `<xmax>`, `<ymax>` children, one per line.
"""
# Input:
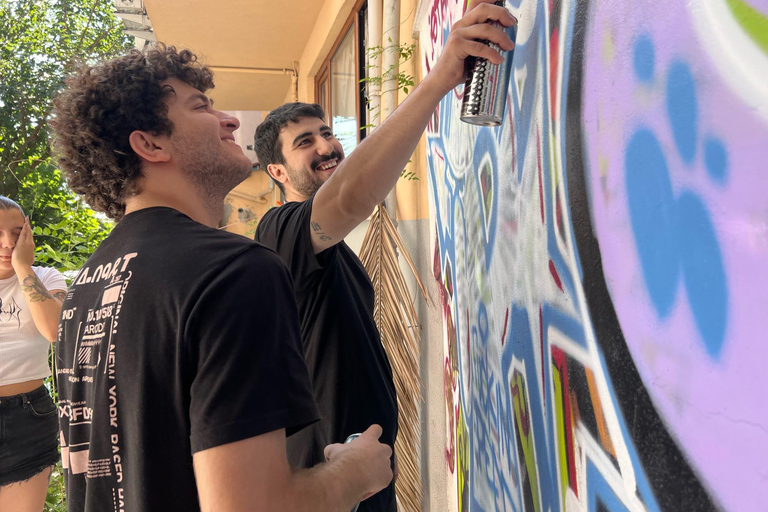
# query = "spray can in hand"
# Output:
<box><xmin>460</xmin><ymin>0</ymin><xmax>517</xmax><ymax>126</ymax></box>
<box><xmin>345</xmin><ymin>433</ymin><xmax>362</xmax><ymax>512</ymax></box>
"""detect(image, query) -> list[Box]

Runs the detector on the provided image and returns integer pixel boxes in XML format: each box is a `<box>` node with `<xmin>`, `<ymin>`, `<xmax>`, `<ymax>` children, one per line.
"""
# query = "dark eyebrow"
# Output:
<box><xmin>292</xmin><ymin>126</ymin><xmax>332</xmax><ymax>147</ymax></box>
<box><xmin>291</xmin><ymin>131</ymin><xmax>314</xmax><ymax>147</ymax></box>
<box><xmin>187</xmin><ymin>93</ymin><xmax>212</xmax><ymax>106</ymax></box>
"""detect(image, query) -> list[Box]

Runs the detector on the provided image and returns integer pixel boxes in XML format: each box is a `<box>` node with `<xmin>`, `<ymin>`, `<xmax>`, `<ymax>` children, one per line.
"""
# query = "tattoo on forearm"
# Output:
<box><xmin>311</xmin><ymin>221</ymin><xmax>332</xmax><ymax>242</ymax></box>
<box><xmin>21</xmin><ymin>274</ymin><xmax>54</xmax><ymax>302</ymax></box>
<box><xmin>53</xmin><ymin>291</ymin><xmax>67</xmax><ymax>302</ymax></box>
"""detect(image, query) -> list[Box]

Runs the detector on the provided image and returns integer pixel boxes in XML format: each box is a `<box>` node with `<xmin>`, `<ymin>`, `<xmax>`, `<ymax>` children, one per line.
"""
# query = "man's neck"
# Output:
<box><xmin>124</xmin><ymin>175</ymin><xmax>223</xmax><ymax>227</ymax></box>
<box><xmin>284</xmin><ymin>188</ymin><xmax>310</xmax><ymax>204</ymax></box>
<box><xmin>124</xmin><ymin>194</ymin><xmax>221</xmax><ymax>227</ymax></box>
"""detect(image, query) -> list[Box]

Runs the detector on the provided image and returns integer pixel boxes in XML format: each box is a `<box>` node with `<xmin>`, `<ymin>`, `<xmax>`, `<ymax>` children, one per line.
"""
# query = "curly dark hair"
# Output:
<box><xmin>51</xmin><ymin>44</ymin><xmax>214</xmax><ymax>220</ymax></box>
<box><xmin>253</xmin><ymin>102</ymin><xmax>325</xmax><ymax>194</ymax></box>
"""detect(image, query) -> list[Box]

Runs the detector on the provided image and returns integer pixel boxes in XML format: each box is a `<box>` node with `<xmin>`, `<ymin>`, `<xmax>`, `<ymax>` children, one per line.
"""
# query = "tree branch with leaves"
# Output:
<box><xmin>0</xmin><ymin>0</ymin><xmax>132</xmax><ymax>273</ymax></box>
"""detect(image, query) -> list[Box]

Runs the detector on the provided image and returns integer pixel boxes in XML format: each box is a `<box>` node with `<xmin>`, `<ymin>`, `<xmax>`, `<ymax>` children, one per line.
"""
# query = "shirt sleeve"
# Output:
<box><xmin>185</xmin><ymin>246</ymin><xmax>320</xmax><ymax>453</ymax></box>
<box><xmin>254</xmin><ymin>196</ymin><xmax>336</xmax><ymax>290</ymax></box>
<box><xmin>34</xmin><ymin>266</ymin><xmax>67</xmax><ymax>291</ymax></box>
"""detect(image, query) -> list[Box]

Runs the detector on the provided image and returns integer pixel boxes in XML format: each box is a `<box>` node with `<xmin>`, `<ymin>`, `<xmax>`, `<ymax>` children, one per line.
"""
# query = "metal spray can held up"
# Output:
<box><xmin>460</xmin><ymin>1</ymin><xmax>517</xmax><ymax>126</ymax></box>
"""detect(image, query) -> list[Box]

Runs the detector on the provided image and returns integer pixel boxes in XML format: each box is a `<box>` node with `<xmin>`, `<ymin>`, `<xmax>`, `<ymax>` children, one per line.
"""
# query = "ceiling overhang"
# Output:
<box><xmin>142</xmin><ymin>0</ymin><xmax>325</xmax><ymax>111</ymax></box>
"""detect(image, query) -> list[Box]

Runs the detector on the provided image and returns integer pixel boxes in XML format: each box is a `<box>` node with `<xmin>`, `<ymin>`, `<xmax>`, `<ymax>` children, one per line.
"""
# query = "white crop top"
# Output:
<box><xmin>0</xmin><ymin>266</ymin><xmax>67</xmax><ymax>386</ymax></box>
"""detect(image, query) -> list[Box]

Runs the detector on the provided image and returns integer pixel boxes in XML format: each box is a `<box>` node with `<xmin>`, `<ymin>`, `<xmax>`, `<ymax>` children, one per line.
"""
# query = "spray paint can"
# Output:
<box><xmin>460</xmin><ymin>1</ymin><xmax>517</xmax><ymax>126</ymax></box>
<box><xmin>345</xmin><ymin>433</ymin><xmax>362</xmax><ymax>512</ymax></box>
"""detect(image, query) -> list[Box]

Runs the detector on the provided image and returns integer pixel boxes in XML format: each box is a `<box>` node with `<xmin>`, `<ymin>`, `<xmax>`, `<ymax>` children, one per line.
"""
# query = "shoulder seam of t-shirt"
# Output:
<box><xmin>259</xmin><ymin>199</ymin><xmax>334</xmax><ymax>284</ymax></box>
<box><xmin>198</xmin><ymin>243</ymin><xmax>271</xmax><ymax>291</ymax></box>
<box><xmin>179</xmin><ymin>242</ymin><xmax>279</xmax><ymax>382</ymax></box>
<box><xmin>183</xmin><ymin>243</ymin><xmax>283</xmax><ymax>328</ymax></box>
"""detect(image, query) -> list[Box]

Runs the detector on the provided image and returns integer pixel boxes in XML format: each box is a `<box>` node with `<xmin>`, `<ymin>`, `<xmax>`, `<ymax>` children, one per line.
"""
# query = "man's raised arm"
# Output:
<box><xmin>308</xmin><ymin>0</ymin><xmax>516</xmax><ymax>253</ymax></box>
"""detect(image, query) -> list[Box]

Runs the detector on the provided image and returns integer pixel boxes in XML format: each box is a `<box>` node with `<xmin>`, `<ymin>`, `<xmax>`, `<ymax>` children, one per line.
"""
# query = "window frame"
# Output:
<box><xmin>316</xmin><ymin>64</ymin><xmax>331</xmax><ymax>117</ymax></box>
<box><xmin>314</xmin><ymin>0</ymin><xmax>368</xmax><ymax>148</ymax></box>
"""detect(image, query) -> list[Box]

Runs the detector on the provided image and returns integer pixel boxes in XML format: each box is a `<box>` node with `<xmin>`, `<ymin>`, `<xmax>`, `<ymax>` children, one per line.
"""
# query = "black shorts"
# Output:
<box><xmin>0</xmin><ymin>385</ymin><xmax>60</xmax><ymax>487</ymax></box>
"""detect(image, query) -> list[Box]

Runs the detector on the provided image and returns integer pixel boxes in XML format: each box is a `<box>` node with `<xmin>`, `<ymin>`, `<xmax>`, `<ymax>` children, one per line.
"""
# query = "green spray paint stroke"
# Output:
<box><xmin>726</xmin><ymin>0</ymin><xmax>768</xmax><ymax>55</ymax></box>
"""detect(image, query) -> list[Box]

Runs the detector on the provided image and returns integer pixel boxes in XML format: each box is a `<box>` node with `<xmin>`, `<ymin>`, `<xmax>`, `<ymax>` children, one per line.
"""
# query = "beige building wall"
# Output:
<box><xmin>393</xmin><ymin>1</ymin><xmax>430</xmax><ymax>223</ymax></box>
<box><xmin>296</xmin><ymin>0</ymin><xmax>361</xmax><ymax>103</ymax></box>
<box><xmin>222</xmin><ymin>172</ymin><xmax>279</xmax><ymax>237</ymax></box>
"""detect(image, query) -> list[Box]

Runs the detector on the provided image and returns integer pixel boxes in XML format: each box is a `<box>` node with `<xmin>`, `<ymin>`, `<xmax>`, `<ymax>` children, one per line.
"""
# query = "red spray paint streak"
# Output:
<box><xmin>550</xmin><ymin>27</ymin><xmax>560</xmax><ymax>118</ymax></box>
<box><xmin>501</xmin><ymin>307</ymin><xmax>510</xmax><ymax>346</ymax></box>
<box><xmin>549</xmin><ymin>259</ymin><xmax>564</xmax><ymax>291</ymax></box>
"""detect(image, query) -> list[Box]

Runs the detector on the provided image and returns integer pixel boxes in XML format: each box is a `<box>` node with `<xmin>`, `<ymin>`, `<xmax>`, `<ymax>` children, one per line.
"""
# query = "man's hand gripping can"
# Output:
<box><xmin>460</xmin><ymin>1</ymin><xmax>517</xmax><ymax>126</ymax></box>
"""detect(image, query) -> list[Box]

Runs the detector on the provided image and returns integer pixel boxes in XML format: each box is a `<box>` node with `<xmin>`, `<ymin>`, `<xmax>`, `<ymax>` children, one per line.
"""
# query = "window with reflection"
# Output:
<box><xmin>314</xmin><ymin>1</ymin><xmax>368</xmax><ymax>156</ymax></box>
<box><xmin>331</xmin><ymin>28</ymin><xmax>357</xmax><ymax>156</ymax></box>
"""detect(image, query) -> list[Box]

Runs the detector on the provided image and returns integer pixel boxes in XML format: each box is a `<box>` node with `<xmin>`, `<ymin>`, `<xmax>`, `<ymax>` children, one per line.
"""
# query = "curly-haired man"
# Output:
<box><xmin>51</xmin><ymin>45</ymin><xmax>392</xmax><ymax>512</ymax></box>
<box><xmin>252</xmin><ymin>2</ymin><xmax>516</xmax><ymax>511</ymax></box>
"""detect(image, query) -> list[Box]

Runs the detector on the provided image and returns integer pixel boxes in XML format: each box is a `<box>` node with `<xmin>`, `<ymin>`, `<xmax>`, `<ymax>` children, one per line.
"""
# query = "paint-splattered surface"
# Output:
<box><xmin>420</xmin><ymin>0</ymin><xmax>768</xmax><ymax>511</ymax></box>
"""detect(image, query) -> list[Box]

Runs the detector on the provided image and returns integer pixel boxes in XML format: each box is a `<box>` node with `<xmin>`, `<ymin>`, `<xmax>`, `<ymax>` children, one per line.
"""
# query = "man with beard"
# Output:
<box><xmin>253</xmin><ymin>2</ymin><xmax>516</xmax><ymax>510</ymax></box>
<box><xmin>51</xmin><ymin>45</ymin><xmax>393</xmax><ymax>512</ymax></box>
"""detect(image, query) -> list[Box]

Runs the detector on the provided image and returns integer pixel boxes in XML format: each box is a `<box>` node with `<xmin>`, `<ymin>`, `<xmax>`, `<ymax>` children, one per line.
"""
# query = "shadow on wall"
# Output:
<box><xmin>422</xmin><ymin>0</ymin><xmax>768</xmax><ymax>511</ymax></box>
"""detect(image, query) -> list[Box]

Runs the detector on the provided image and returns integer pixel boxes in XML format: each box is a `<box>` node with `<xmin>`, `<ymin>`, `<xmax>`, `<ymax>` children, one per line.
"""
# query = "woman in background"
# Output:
<box><xmin>0</xmin><ymin>196</ymin><xmax>67</xmax><ymax>512</ymax></box>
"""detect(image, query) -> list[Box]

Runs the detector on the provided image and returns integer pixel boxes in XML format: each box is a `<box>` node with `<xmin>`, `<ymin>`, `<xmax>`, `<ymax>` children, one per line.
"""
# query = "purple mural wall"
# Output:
<box><xmin>419</xmin><ymin>0</ymin><xmax>768</xmax><ymax>511</ymax></box>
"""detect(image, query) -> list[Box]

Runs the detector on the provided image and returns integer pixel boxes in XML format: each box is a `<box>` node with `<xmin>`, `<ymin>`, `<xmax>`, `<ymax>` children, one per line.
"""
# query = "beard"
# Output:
<box><xmin>172</xmin><ymin>131</ymin><xmax>252</xmax><ymax>211</ymax></box>
<box><xmin>286</xmin><ymin>150</ymin><xmax>344</xmax><ymax>199</ymax></box>
<box><xmin>286</xmin><ymin>165</ymin><xmax>325</xmax><ymax>198</ymax></box>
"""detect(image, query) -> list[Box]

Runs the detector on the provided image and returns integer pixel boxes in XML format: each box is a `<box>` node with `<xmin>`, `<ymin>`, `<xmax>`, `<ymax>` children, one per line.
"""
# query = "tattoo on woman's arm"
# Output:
<box><xmin>53</xmin><ymin>291</ymin><xmax>67</xmax><ymax>302</ymax></box>
<box><xmin>311</xmin><ymin>221</ymin><xmax>332</xmax><ymax>241</ymax></box>
<box><xmin>21</xmin><ymin>274</ymin><xmax>54</xmax><ymax>302</ymax></box>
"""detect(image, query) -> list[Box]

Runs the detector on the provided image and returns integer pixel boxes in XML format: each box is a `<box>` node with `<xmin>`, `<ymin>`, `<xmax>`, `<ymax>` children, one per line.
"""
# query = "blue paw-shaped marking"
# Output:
<box><xmin>625</xmin><ymin>35</ymin><xmax>729</xmax><ymax>360</ymax></box>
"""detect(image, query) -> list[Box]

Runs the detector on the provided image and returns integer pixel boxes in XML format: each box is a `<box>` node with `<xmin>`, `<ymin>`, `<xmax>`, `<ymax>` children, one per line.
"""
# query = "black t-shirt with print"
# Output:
<box><xmin>255</xmin><ymin>197</ymin><xmax>398</xmax><ymax>512</ymax></box>
<box><xmin>56</xmin><ymin>207</ymin><xmax>319</xmax><ymax>512</ymax></box>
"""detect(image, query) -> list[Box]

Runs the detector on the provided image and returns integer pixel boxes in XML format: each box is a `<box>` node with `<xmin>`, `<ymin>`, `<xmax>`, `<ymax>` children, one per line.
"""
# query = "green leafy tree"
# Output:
<box><xmin>1</xmin><ymin>2</ymin><xmax>133</xmax><ymax>508</ymax></box>
<box><xmin>20</xmin><ymin>162</ymin><xmax>109</xmax><ymax>273</ymax></box>
<box><xmin>0</xmin><ymin>0</ymin><xmax>134</xmax><ymax>271</ymax></box>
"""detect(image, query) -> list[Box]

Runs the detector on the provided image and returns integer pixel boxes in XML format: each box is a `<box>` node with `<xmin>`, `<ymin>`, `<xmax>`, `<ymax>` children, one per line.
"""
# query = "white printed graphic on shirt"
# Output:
<box><xmin>59</xmin><ymin>252</ymin><xmax>137</xmax><ymax>511</ymax></box>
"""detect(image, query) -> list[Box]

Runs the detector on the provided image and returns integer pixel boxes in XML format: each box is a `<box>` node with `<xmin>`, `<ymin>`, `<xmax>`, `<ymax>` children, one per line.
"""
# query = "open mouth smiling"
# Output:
<box><xmin>316</xmin><ymin>159</ymin><xmax>338</xmax><ymax>172</ymax></box>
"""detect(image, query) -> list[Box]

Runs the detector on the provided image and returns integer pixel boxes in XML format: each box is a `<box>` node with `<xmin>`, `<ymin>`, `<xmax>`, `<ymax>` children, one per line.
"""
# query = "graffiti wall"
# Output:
<box><xmin>420</xmin><ymin>0</ymin><xmax>768</xmax><ymax>511</ymax></box>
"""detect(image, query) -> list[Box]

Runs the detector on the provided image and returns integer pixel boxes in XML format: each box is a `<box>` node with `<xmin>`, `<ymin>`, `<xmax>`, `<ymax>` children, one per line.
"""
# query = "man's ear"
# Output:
<box><xmin>128</xmin><ymin>130</ymin><xmax>172</xmax><ymax>164</ymax></box>
<box><xmin>266</xmin><ymin>163</ymin><xmax>289</xmax><ymax>186</ymax></box>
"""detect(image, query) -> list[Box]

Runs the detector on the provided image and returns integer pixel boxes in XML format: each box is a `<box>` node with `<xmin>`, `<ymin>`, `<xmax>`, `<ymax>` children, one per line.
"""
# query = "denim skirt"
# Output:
<box><xmin>0</xmin><ymin>385</ymin><xmax>60</xmax><ymax>487</ymax></box>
